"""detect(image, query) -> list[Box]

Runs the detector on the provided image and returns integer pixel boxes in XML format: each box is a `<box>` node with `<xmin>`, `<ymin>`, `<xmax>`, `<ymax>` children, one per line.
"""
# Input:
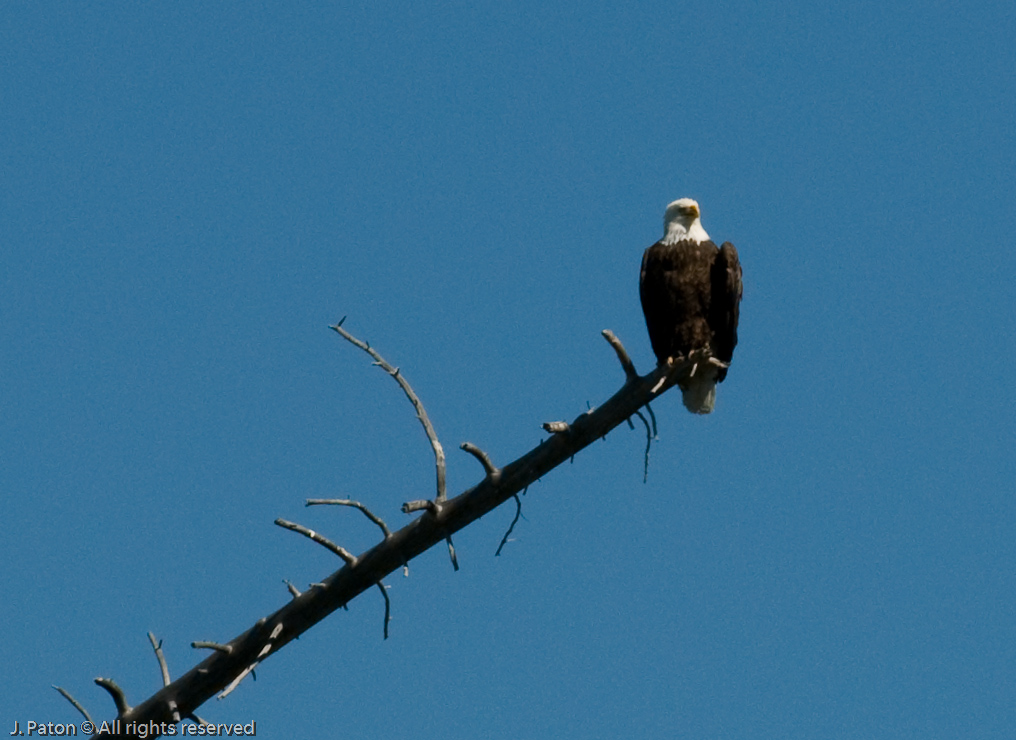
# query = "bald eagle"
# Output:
<box><xmin>639</xmin><ymin>198</ymin><xmax>742</xmax><ymax>414</ymax></box>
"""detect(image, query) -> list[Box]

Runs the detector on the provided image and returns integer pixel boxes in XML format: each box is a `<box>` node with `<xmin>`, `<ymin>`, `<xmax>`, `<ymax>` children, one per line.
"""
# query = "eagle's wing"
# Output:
<box><xmin>639</xmin><ymin>244</ymin><xmax>672</xmax><ymax>365</ymax></box>
<box><xmin>710</xmin><ymin>242</ymin><xmax>742</xmax><ymax>380</ymax></box>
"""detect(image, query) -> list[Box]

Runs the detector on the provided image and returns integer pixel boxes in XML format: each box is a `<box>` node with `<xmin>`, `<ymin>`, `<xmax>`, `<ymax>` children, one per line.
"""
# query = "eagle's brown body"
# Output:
<box><xmin>640</xmin><ymin>237</ymin><xmax>742</xmax><ymax>412</ymax></box>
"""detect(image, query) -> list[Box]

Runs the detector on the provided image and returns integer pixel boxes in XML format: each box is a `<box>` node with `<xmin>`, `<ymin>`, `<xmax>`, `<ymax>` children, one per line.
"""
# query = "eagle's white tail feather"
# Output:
<box><xmin>680</xmin><ymin>378</ymin><xmax>716</xmax><ymax>414</ymax></box>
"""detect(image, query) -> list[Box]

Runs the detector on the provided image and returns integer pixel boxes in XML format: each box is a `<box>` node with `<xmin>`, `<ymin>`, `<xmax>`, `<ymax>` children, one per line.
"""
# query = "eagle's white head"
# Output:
<box><xmin>663</xmin><ymin>198</ymin><xmax>710</xmax><ymax>244</ymax></box>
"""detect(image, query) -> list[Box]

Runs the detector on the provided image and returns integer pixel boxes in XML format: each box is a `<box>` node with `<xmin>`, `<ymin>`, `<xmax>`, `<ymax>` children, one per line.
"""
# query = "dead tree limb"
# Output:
<box><xmin>82</xmin><ymin>325</ymin><xmax>688</xmax><ymax>738</ymax></box>
<box><xmin>495</xmin><ymin>491</ymin><xmax>525</xmax><ymax>556</ymax></box>
<box><xmin>331</xmin><ymin>318</ymin><xmax>447</xmax><ymax>502</ymax></box>
<box><xmin>633</xmin><ymin>409</ymin><xmax>654</xmax><ymax>483</ymax></box>
<box><xmin>275</xmin><ymin>518</ymin><xmax>357</xmax><ymax>565</ymax></box>
<box><xmin>148</xmin><ymin>633</ymin><xmax>171</xmax><ymax>688</ymax></box>
<box><xmin>94</xmin><ymin>677</ymin><xmax>130</xmax><ymax>716</ymax></box>
<box><xmin>460</xmin><ymin>442</ymin><xmax>499</xmax><ymax>480</ymax></box>
<box><xmin>602</xmin><ymin>329</ymin><xmax>638</xmax><ymax>383</ymax></box>
<box><xmin>306</xmin><ymin>498</ymin><xmax>393</xmax><ymax>539</ymax></box>
<box><xmin>53</xmin><ymin>686</ymin><xmax>94</xmax><ymax>725</ymax></box>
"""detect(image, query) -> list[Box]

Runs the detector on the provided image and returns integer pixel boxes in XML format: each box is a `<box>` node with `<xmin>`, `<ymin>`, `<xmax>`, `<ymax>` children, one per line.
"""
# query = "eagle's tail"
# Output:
<box><xmin>676</xmin><ymin>354</ymin><xmax>723</xmax><ymax>414</ymax></box>
<box><xmin>679</xmin><ymin>377</ymin><xmax>716</xmax><ymax>414</ymax></box>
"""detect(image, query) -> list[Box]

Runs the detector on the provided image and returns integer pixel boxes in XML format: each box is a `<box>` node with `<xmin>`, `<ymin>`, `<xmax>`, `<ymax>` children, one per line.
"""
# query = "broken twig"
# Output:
<box><xmin>402</xmin><ymin>499</ymin><xmax>438</xmax><ymax>514</ymax></box>
<box><xmin>460</xmin><ymin>442</ymin><xmax>499</xmax><ymax>480</ymax></box>
<box><xmin>191</xmin><ymin>642</ymin><xmax>232</xmax><ymax>655</ymax></box>
<box><xmin>94</xmin><ymin>678</ymin><xmax>130</xmax><ymax>716</ymax></box>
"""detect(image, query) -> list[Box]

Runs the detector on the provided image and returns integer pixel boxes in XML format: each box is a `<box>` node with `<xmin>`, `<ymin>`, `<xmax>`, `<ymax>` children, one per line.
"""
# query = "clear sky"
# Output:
<box><xmin>3</xmin><ymin>2</ymin><xmax>1015</xmax><ymax>738</ymax></box>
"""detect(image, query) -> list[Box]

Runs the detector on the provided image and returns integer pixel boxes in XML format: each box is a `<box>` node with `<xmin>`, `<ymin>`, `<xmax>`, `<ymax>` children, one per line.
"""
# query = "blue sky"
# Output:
<box><xmin>2</xmin><ymin>2</ymin><xmax>1014</xmax><ymax>738</ymax></box>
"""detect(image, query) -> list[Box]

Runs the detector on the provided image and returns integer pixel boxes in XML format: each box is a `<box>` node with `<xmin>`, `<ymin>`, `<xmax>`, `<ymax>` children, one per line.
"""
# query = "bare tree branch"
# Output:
<box><xmin>645</xmin><ymin>402</ymin><xmax>658</xmax><ymax>438</ymax></box>
<box><xmin>376</xmin><ymin>582</ymin><xmax>391</xmax><ymax>640</ymax></box>
<box><xmin>219</xmin><ymin>622</ymin><xmax>283</xmax><ymax>699</ymax></box>
<box><xmin>602</xmin><ymin>329</ymin><xmax>638</xmax><ymax>382</ymax></box>
<box><xmin>633</xmin><ymin>410</ymin><xmax>653</xmax><ymax>483</ymax></box>
<box><xmin>94</xmin><ymin>677</ymin><xmax>130</xmax><ymax>716</ymax></box>
<box><xmin>83</xmin><ymin>327</ymin><xmax>691</xmax><ymax>738</ymax></box>
<box><xmin>445</xmin><ymin>535</ymin><xmax>459</xmax><ymax>571</ymax></box>
<box><xmin>275</xmin><ymin>518</ymin><xmax>357</xmax><ymax>565</ymax></box>
<box><xmin>306</xmin><ymin>498</ymin><xmax>393</xmax><ymax>539</ymax></box>
<box><xmin>332</xmin><ymin>318</ymin><xmax>448</xmax><ymax>502</ymax></box>
<box><xmin>53</xmin><ymin>686</ymin><xmax>94</xmax><ymax>725</ymax></box>
<box><xmin>191</xmin><ymin>642</ymin><xmax>232</xmax><ymax>655</ymax></box>
<box><xmin>148</xmin><ymin>633</ymin><xmax>171</xmax><ymax>688</ymax></box>
<box><xmin>402</xmin><ymin>499</ymin><xmax>438</xmax><ymax>514</ymax></box>
<box><xmin>460</xmin><ymin>442</ymin><xmax>499</xmax><ymax>480</ymax></box>
<box><xmin>495</xmin><ymin>490</ymin><xmax>525</xmax><ymax>556</ymax></box>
